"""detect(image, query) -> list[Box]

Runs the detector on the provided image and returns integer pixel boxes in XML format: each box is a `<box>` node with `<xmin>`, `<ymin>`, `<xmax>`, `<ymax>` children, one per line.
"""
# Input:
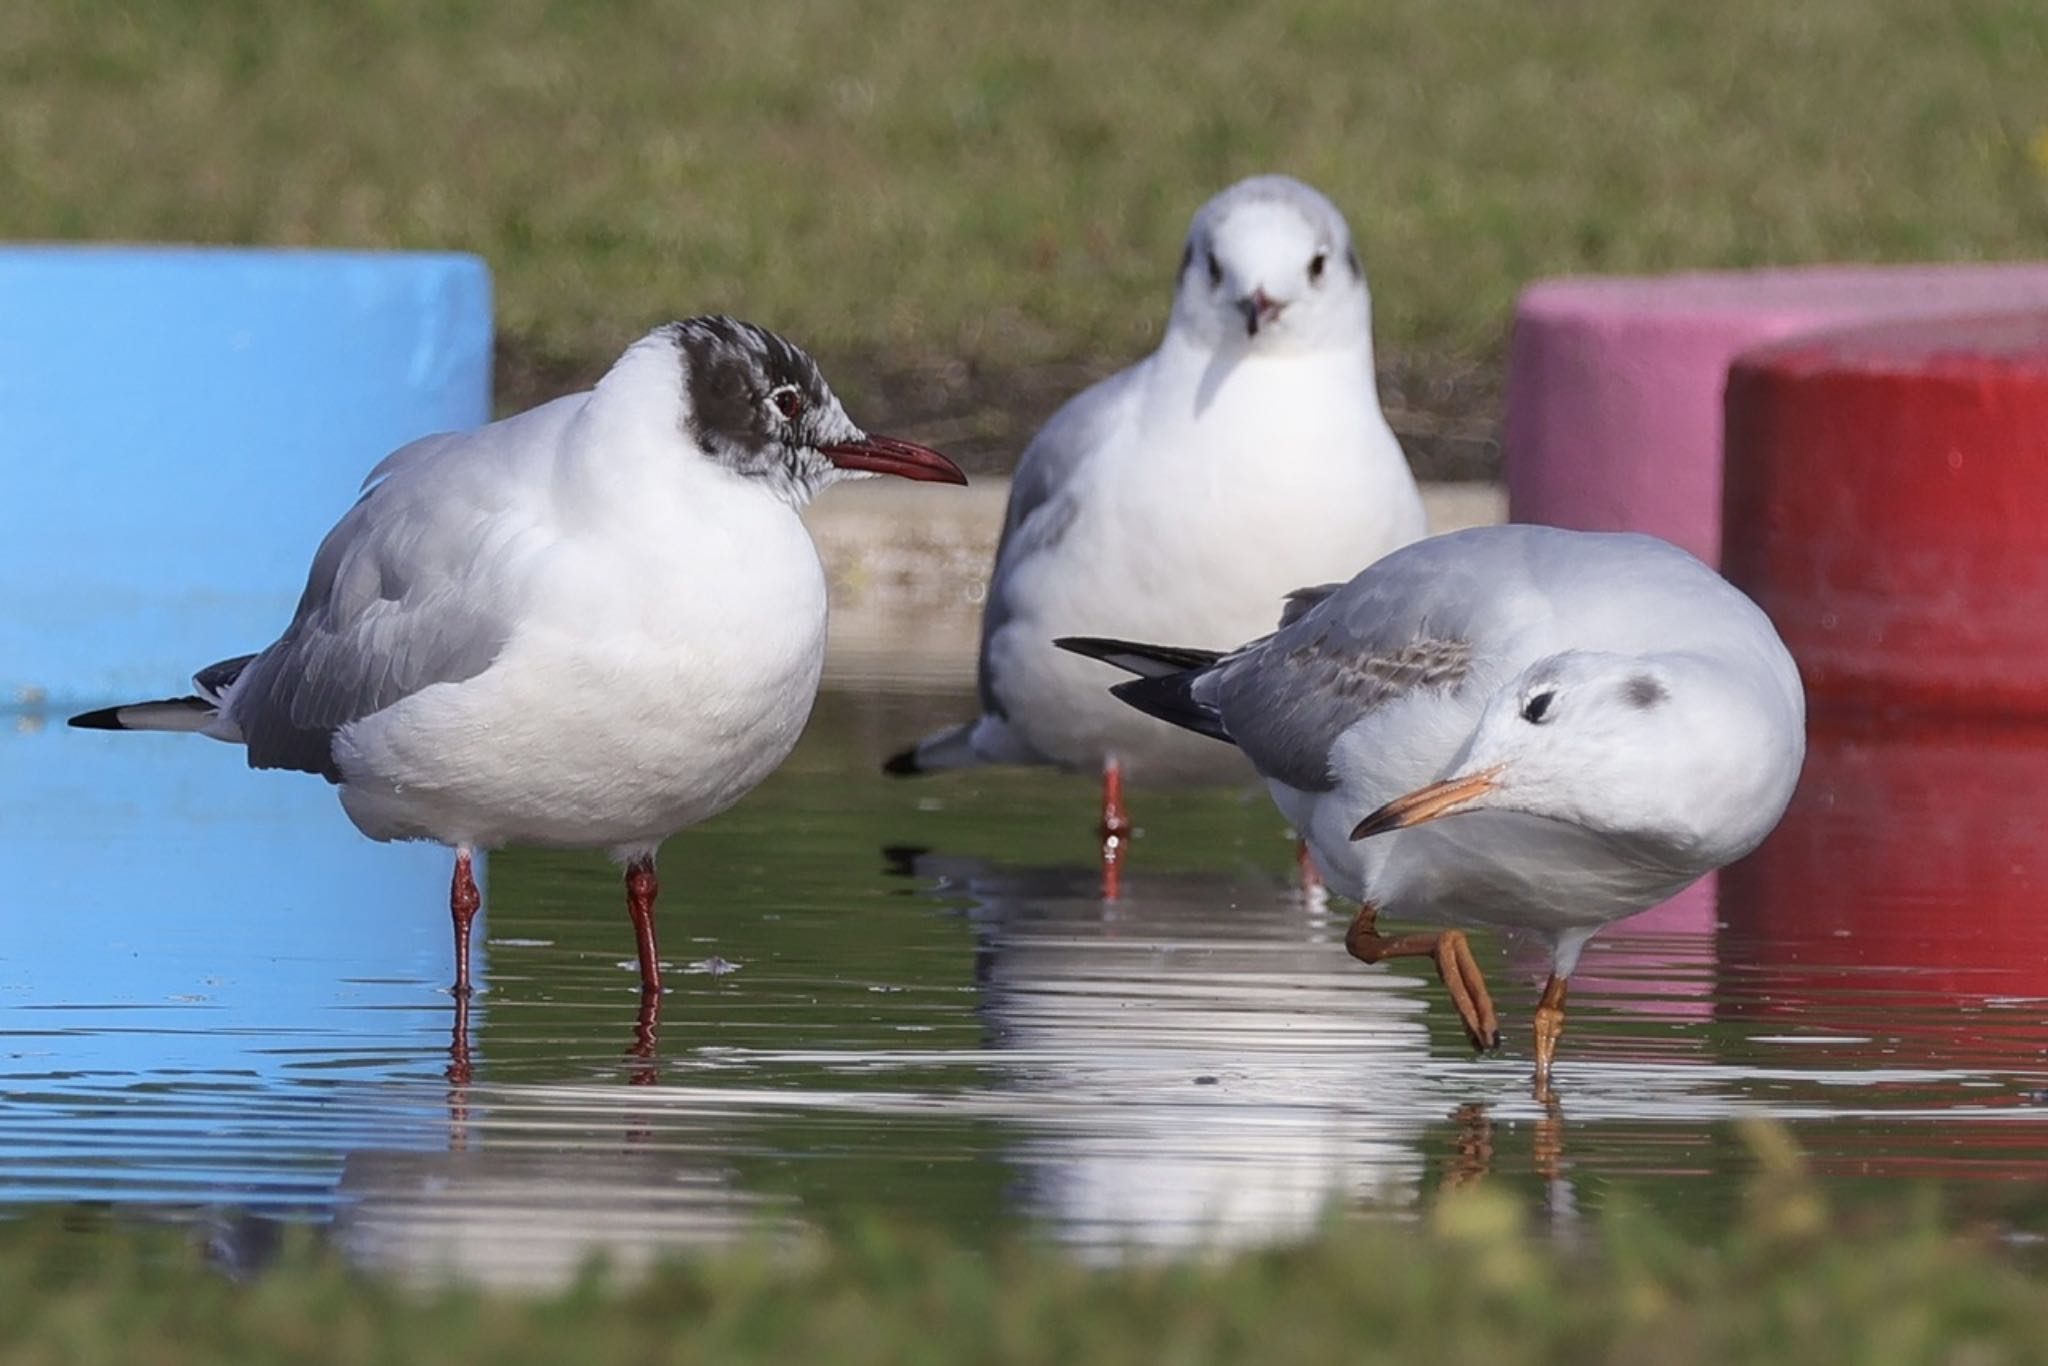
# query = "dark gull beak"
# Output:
<box><xmin>821</xmin><ymin>434</ymin><xmax>967</xmax><ymax>485</ymax></box>
<box><xmin>1350</xmin><ymin>766</ymin><xmax>1503</xmax><ymax>840</ymax></box>
<box><xmin>1237</xmin><ymin>288</ymin><xmax>1285</xmax><ymax>337</ymax></box>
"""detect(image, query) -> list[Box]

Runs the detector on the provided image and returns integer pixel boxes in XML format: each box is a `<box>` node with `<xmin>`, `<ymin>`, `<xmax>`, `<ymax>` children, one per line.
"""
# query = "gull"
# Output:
<box><xmin>885</xmin><ymin>175</ymin><xmax>1424</xmax><ymax>880</ymax></box>
<box><xmin>71</xmin><ymin>316</ymin><xmax>965</xmax><ymax>1000</ymax></box>
<box><xmin>1057</xmin><ymin>524</ymin><xmax>1806</xmax><ymax>1085</ymax></box>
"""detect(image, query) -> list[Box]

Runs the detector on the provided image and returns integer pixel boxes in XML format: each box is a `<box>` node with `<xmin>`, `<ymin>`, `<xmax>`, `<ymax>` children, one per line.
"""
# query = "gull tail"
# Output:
<box><xmin>885</xmin><ymin>710</ymin><xmax>1054</xmax><ymax>775</ymax></box>
<box><xmin>884</xmin><ymin>721</ymin><xmax>979</xmax><ymax>776</ymax></box>
<box><xmin>1054</xmin><ymin>636</ymin><xmax>1233</xmax><ymax>745</ymax></box>
<box><xmin>68</xmin><ymin>652</ymin><xmax>255</xmax><ymax>737</ymax></box>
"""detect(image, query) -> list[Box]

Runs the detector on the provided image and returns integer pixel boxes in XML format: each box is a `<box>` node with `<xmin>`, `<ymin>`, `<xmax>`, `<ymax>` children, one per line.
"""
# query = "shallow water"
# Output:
<box><xmin>7</xmin><ymin>688</ymin><xmax>2048</xmax><ymax>1283</ymax></box>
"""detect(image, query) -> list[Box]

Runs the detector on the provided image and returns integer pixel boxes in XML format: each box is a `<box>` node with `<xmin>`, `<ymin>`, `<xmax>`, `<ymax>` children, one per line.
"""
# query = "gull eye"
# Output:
<box><xmin>1309</xmin><ymin>251</ymin><xmax>1328</xmax><ymax>283</ymax></box>
<box><xmin>770</xmin><ymin>386</ymin><xmax>804</xmax><ymax>422</ymax></box>
<box><xmin>1206</xmin><ymin>251</ymin><xmax>1223</xmax><ymax>289</ymax></box>
<box><xmin>1521</xmin><ymin>691</ymin><xmax>1556</xmax><ymax>725</ymax></box>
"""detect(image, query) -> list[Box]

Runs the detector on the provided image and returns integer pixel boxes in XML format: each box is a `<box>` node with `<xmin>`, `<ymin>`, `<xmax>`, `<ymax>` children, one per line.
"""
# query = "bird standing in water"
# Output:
<box><xmin>885</xmin><ymin>176</ymin><xmax>1424</xmax><ymax>893</ymax></box>
<box><xmin>1061</xmin><ymin>525</ymin><xmax>1806</xmax><ymax>1086</ymax></box>
<box><xmin>74</xmin><ymin>317</ymin><xmax>966</xmax><ymax>1003</ymax></box>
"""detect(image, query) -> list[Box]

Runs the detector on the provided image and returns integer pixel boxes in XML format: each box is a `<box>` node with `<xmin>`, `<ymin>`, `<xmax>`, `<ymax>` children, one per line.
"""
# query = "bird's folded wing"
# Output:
<box><xmin>1213</xmin><ymin>551</ymin><xmax>1495</xmax><ymax>792</ymax></box>
<box><xmin>223</xmin><ymin>443</ymin><xmax>532</xmax><ymax>780</ymax></box>
<box><xmin>974</xmin><ymin>364</ymin><xmax>1142</xmax><ymax>718</ymax></box>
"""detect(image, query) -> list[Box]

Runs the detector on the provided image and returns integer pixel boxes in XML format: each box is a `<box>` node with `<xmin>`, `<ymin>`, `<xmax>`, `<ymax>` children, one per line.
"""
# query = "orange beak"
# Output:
<box><xmin>1349</xmin><ymin>767</ymin><xmax>1503</xmax><ymax>841</ymax></box>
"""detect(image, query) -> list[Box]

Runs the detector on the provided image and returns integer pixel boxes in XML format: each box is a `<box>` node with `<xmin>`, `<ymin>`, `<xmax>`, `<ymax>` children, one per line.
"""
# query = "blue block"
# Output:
<box><xmin>0</xmin><ymin>246</ymin><xmax>493</xmax><ymax>707</ymax></box>
<box><xmin>0</xmin><ymin>250</ymin><xmax>496</xmax><ymax>1202</ymax></box>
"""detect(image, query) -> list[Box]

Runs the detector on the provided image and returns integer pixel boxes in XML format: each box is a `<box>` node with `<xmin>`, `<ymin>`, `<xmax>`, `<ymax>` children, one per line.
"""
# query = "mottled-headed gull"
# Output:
<box><xmin>72</xmin><ymin>316</ymin><xmax>965</xmax><ymax>998</ymax></box>
<box><xmin>886</xmin><ymin>175</ymin><xmax>1424</xmax><ymax>878</ymax></box>
<box><xmin>1058</xmin><ymin>524</ymin><xmax>1805</xmax><ymax>1084</ymax></box>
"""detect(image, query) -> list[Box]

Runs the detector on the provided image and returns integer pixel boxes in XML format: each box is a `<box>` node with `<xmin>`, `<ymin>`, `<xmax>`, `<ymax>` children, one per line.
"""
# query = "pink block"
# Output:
<box><xmin>1503</xmin><ymin>264</ymin><xmax>2048</xmax><ymax>566</ymax></box>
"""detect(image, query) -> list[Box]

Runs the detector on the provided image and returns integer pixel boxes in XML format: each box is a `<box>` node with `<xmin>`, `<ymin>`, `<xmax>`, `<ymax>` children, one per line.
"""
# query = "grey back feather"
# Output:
<box><xmin>1192</xmin><ymin>525</ymin><xmax>1746</xmax><ymax>793</ymax></box>
<box><xmin>1201</xmin><ymin>540</ymin><xmax>1527</xmax><ymax>792</ymax></box>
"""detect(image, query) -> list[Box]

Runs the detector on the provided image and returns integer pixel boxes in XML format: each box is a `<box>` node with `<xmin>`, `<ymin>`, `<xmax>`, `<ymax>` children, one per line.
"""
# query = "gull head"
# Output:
<box><xmin>666</xmin><ymin>316</ymin><xmax>964</xmax><ymax>505</ymax></box>
<box><xmin>1168</xmin><ymin>175</ymin><xmax>1370</xmax><ymax>354</ymax></box>
<box><xmin>1350</xmin><ymin>650</ymin><xmax>1787</xmax><ymax>866</ymax></box>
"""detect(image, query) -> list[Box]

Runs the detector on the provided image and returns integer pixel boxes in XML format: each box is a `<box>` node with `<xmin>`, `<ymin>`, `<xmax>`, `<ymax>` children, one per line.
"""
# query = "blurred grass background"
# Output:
<box><xmin>5</xmin><ymin>0</ymin><xmax>2046</xmax><ymax>473</ymax></box>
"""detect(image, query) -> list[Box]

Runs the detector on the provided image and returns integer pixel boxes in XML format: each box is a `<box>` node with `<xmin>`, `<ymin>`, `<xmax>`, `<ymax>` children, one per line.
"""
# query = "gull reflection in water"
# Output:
<box><xmin>331</xmin><ymin>1142</ymin><xmax>803</xmax><ymax>1291</ymax></box>
<box><xmin>332</xmin><ymin>990</ymin><xmax>805</xmax><ymax>1290</ymax></box>
<box><xmin>896</xmin><ymin>850</ymin><xmax>1570</xmax><ymax>1256</ymax></box>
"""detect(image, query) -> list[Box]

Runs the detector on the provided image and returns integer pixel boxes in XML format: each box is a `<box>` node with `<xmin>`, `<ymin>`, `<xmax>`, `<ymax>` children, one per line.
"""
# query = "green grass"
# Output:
<box><xmin>7</xmin><ymin>1129</ymin><xmax>2048</xmax><ymax>1364</ymax></box>
<box><xmin>6</xmin><ymin>1</ymin><xmax>2046</xmax><ymax>469</ymax></box>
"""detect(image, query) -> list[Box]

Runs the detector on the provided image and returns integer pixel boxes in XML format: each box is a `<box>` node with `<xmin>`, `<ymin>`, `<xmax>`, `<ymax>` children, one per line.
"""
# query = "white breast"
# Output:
<box><xmin>988</xmin><ymin>346</ymin><xmax>1425</xmax><ymax>782</ymax></box>
<box><xmin>334</xmin><ymin>478</ymin><xmax>829</xmax><ymax>856</ymax></box>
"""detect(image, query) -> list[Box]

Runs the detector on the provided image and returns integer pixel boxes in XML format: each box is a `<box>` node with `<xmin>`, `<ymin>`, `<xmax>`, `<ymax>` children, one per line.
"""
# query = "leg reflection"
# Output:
<box><xmin>628</xmin><ymin>985</ymin><xmax>663</xmax><ymax>1087</ymax></box>
<box><xmin>1442</xmin><ymin>1102</ymin><xmax>1495</xmax><ymax>1192</ymax></box>
<box><xmin>445</xmin><ymin>990</ymin><xmax>473</xmax><ymax>1151</ymax></box>
<box><xmin>1533</xmin><ymin>1092</ymin><xmax>1565</xmax><ymax>1184</ymax></box>
<box><xmin>1436</xmin><ymin>1099</ymin><xmax>1571</xmax><ymax>1204</ymax></box>
<box><xmin>447</xmin><ymin>989</ymin><xmax>474</xmax><ymax>1087</ymax></box>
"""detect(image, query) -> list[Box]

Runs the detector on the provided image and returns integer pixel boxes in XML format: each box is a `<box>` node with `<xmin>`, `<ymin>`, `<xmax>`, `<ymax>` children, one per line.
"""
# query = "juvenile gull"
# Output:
<box><xmin>1059</xmin><ymin>524</ymin><xmax>1806</xmax><ymax>1084</ymax></box>
<box><xmin>73</xmin><ymin>316</ymin><xmax>965</xmax><ymax>998</ymax></box>
<box><xmin>885</xmin><ymin>175</ymin><xmax>1424</xmax><ymax>880</ymax></box>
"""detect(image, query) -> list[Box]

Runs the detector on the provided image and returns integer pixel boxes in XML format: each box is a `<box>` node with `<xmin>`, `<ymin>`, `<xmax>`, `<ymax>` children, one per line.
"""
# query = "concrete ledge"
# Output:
<box><xmin>806</xmin><ymin>479</ymin><xmax>1506</xmax><ymax>687</ymax></box>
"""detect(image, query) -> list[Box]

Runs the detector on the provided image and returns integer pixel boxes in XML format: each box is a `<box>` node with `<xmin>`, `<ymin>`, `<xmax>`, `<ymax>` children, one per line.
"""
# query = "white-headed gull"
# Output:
<box><xmin>886</xmin><ymin>175</ymin><xmax>1424</xmax><ymax>877</ymax></box>
<box><xmin>73</xmin><ymin>316</ymin><xmax>965</xmax><ymax>999</ymax></box>
<box><xmin>1058</xmin><ymin>524</ymin><xmax>1806</xmax><ymax>1084</ymax></box>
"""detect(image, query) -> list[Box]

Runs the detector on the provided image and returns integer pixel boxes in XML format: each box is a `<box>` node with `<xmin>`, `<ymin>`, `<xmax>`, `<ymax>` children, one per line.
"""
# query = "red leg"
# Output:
<box><xmin>1099</xmin><ymin>755</ymin><xmax>1132</xmax><ymax>842</ymax></box>
<box><xmin>1296</xmin><ymin>838</ymin><xmax>1323</xmax><ymax>895</ymax></box>
<box><xmin>625</xmin><ymin>855</ymin><xmax>663</xmax><ymax>993</ymax></box>
<box><xmin>1533</xmin><ymin>973</ymin><xmax>1570</xmax><ymax>1096</ymax></box>
<box><xmin>450</xmin><ymin>847</ymin><xmax>481</xmax><ymax>997</ymax></box>
<box><xmin>1099</xmin><ymin>756</ymin><xmax>1132</xmax><ymax>902</ymax></box>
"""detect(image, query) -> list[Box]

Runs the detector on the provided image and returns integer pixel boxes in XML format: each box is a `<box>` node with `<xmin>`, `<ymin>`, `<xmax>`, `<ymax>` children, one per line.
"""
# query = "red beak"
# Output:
<box><xmin>820</xmin><ymin>434</ymin><xmax>967</xmax><ymax>485</ymax></box>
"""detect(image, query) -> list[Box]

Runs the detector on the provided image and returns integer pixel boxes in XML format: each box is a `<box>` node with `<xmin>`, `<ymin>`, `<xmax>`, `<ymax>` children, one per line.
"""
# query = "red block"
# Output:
<box><xmin>1724</xmin><ymin>311</ymin><xmax>2048</xmax><ymax>717</ymax></box>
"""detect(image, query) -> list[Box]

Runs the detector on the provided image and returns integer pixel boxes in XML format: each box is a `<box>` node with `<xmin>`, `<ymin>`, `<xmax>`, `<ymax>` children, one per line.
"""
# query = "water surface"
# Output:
<box><xmin>6</xmin><ymin>689</ymin><xmax>2048</xmax><ymax>1283</ymax></box>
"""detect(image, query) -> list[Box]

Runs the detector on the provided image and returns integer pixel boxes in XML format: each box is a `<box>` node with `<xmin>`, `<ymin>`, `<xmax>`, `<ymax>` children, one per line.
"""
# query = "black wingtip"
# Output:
<box><xmin>1108</xmin><ymin>674</ymin><xmax>1234</xmax><ymax>746</ymax></box>
<box><xmin>68</xmin><ymin>706</ymin><xmax>128</xmax><ymax>730</ymax></box>
<box><xmin>882</xmin><ymin>747</ymin><xmax>923</xmax><ymax>777</ymax></box>
<box><xmin>1053</xmin><ymin>635</ymin><xmax>1146</xmax><ymax>665</ymax></box>
<box><xmin>1056</xmin><ymin>636</ymin><xmax>1226</xmax><ymax>676</ymax></box>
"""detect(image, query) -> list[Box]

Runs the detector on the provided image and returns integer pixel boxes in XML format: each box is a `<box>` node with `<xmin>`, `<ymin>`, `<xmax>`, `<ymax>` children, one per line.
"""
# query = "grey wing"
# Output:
<box><xmin>1208</xmin><ymin>543</ymin><xmax>1510</xmax><ymax>792</ymax></box>
<box><xmin>222</xmin><ymin>456</ymin><xmax>524</xmax><ymax>780</ymax></box>
<box><xmin>974</xmin><ymin>364</ymin><xmax>1141</xmax><ymax>717</ymax></box>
